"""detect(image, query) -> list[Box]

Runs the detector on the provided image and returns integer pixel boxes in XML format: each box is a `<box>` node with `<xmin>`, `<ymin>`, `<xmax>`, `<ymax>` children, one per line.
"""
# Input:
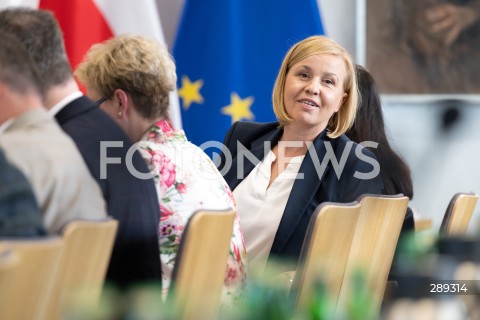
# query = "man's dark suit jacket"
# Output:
<box><xmin>55</xmin><ymin>96</ymin><xmax>161</xmax><ymax>287</ymax></box>
<box><xmin>219</xmin><ymin>121</ymin><xmax>383</xmax><ymax>269</ymax></box>
<box><xmin>0</xmin><ymin>148</ymin><xmax>46</xmax><ymax>237</ymax></box>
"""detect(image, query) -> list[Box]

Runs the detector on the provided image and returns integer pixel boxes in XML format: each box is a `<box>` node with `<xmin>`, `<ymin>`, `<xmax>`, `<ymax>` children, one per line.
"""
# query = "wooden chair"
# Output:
<box><xmin>0</xmin><ymin>237</ymin><xmax>64</xmax><ymax>320</ymax></box>
<box><xmin>0</xmin><ymin>245</ymin><xmax>20</xmax><ymax>320</ymax></box>
<box><xmin>440</xmin><ymin>192</ymin><xmax>478</xmax><ymax>236</ymax></box>
<box><xmin>169</xmin><ymin>209</ymin><xmax>236</xmax><ymax>320</ymax></box>
<box><xmin>293</xmin><ymin>201</ymin><xmax>361</xmax><ymax>310</ymax></box>
<box><xmin>47</xmin><ymin>219</ymin><xmax>118</xmax><ymax>319</ymax></box>
<box><xmin>337</xmin><ymin>194</ymin><xmax>409</xmax><ymax>318</ymax></box>
<box><xmin>293</xmin><ymin>194</ymin><xmax>408</xmax><ymax>318</ymax></box>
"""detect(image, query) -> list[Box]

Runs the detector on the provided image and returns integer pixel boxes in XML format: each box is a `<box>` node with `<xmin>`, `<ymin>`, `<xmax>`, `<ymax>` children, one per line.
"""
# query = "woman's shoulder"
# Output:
<box><xmin>327</xmin><ymin>133</ymin><xmax>363</xmax><ymax>154</ymax></box>
<box><xmin>332</xmin><ymin>134</ymin><xmax>375</xmax><ymax>155</ymax></box>
<box><xmin>224</xmin><ymin>121</ymin><xmax>279</xmax><ymax>147</ymax></box>
<box><xmin>230</xmin><ymin>120</ymin><xmax>279</xmax><ymax>133</ymax></box>
<box><xmin>326</xmin><ymin>134</ymin><xmax>379</xmax><ymax>175</ymax></box>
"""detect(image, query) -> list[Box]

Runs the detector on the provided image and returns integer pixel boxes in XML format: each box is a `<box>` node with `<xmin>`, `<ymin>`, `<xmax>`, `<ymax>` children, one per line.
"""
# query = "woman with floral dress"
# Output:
<box><xmin>75</xmin><ymin>34</ymin><xmax>247</xmax><ymax>303</ymax></box>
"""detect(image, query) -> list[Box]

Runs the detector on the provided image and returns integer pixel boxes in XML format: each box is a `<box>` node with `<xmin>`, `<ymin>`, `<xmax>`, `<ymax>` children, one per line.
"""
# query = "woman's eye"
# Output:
<box><xmin>298</xmin><ymin>72</ymin><xmax>309</xmax><ymax>79</ymax></box>
<box><xmin>324</xmin><ymin>79</ymin><xmax>334</xmax><ymax>85</ymax></box>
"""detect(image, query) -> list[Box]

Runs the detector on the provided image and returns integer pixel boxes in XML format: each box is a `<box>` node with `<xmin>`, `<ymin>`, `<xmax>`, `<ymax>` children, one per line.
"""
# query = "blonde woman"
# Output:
<box><xmin>218</xmin><ymin>36</ymin><xmax>383</xmax><ymax>273</ymax></box>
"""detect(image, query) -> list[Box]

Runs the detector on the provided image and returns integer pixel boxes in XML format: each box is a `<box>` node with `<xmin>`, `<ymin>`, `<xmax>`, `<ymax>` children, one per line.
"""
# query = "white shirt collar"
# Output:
<box><xmin>48</xmin><ymin>90</ymin><xmax>83</xmax><ymax>116</ymax></box>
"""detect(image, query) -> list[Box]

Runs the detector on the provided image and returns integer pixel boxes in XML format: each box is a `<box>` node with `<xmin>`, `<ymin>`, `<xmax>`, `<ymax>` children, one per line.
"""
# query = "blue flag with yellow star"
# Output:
<box><xmin>173</xmin><ymin>0</ymin><xmax>324</xmax><ymax>147</ymax></box>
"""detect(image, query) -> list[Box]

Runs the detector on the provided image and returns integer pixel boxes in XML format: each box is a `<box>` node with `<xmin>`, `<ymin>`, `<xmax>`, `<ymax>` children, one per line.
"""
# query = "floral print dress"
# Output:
<box><xmin>138</xmin><ymin>120</ymin><xmax>248</xmax><ymax>304</ymax></box>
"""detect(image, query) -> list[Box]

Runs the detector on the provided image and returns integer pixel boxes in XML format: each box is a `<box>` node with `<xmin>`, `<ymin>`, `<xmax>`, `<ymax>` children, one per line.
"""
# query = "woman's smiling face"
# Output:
<box><xmin>283</xmin><ymin>53</ymin><xmax>347</xmax><ymax>132</ymax></box>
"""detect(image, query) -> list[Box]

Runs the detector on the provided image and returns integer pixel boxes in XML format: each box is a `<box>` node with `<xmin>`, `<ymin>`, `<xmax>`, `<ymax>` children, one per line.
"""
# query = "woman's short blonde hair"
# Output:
<box><xmin>75</xmin><ymin>34</ymin><xmax>177</xmax><ymax>120</ymax></box>
<box><xmin>272</xmin><ymin>35</ymin><xmax>358</xmax><ymax>138</ymax></box>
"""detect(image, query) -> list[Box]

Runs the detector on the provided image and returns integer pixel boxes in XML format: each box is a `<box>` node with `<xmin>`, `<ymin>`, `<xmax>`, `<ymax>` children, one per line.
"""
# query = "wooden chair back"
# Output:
<box><xmin>338</xmin><ymin>194</ymin><xmax>409</xmax><ymax>317</ymax></box>
<box><xmin>169</xmin><ymin>209</ymin><xmax>236</xmax><ymax>320</ymax></box>
<box><xmin>293</xmin><ymin>201</ymin><xmax>361</xmax><ymax>310</ymax></box>
<box><xmin>0</xmin><ymin>245</ymin><xmax>20</xmax><ymax>319</ymax></box>
<box><xmin>0</xmin><ymin>237</ymin><xmax>63</xmax><ymax>320</ymax></box>
<box><xmin>47</xmin><ymin>219</ymin><xmax>118</xmax><ymax>319</ymax></box>
<box><xmin>440</xmin><ymin>192</ymin><xmax>478</xmax><ymax>236</ymax></box>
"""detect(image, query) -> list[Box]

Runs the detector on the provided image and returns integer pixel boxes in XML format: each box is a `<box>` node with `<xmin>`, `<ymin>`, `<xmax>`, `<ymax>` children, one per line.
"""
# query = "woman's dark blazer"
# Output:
<box><xmin>218</xmin><ymin>121</ymin><xmax>383</xmax><ymax>268</ymax></box>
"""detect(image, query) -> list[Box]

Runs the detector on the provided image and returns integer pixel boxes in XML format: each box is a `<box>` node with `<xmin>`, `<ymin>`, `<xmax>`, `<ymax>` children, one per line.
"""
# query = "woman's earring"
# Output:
<box><xmin>118</xmin><ymin>112</ymin><xmax>122</xmax><ymax>117</ymax></box>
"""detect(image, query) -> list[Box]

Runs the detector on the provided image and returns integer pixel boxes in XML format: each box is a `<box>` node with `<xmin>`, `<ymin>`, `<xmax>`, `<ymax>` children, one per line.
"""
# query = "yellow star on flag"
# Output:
<box><xmin>221</xmin><ymin>92</ymin><xmax>254</xmax><ymax>123</ymax></box>
<box><xmin>178</xmin><ymin>75</ymin><xmax>204</xmax><ymax>110</ymax></box>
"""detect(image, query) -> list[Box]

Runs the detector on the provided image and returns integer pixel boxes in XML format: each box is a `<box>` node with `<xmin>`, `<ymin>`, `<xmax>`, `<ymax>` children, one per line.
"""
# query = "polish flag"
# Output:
<box><xmin>0</xmin><ymin>0</ymin><xmax>182</xmax><ymax>129</ymax></box>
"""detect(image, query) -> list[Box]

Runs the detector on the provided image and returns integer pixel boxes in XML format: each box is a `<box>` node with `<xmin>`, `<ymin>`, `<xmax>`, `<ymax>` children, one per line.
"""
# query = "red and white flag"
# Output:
<box><xmin>0</xmin><ymin>0</ymin><xmax>182</xmax><ymax>129</ymax></box>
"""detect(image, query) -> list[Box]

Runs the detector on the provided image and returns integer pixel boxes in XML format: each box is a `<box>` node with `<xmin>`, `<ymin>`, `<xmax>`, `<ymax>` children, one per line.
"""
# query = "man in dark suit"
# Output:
<box><xmin>0</xmin><ymin>148</ymin><xmax>46</xmax><ymax>238</ymax></box>
<box><xmin>0</xmin><ymin>8</ymin><xmax>161</xmax><ymax>288</ymax></box>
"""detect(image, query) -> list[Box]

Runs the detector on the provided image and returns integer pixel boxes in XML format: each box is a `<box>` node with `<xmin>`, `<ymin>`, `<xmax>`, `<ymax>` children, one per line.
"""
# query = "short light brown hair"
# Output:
<box><xmin>272</xmin><ymin>35</ymin><xmax>358</xmax><ymax>138</ymax></box>
<box><xmin>75</xmin><ymin>34</ymin><xmax>177</xmax><ymax>120</ymax></box>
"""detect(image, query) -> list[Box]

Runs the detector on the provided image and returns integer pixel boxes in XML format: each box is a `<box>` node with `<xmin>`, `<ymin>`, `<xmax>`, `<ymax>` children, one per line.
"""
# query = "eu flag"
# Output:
<box><xmin>173</xmin><ymin>0</ymin><xmax>324</xmax><ymax>148</ymax></box>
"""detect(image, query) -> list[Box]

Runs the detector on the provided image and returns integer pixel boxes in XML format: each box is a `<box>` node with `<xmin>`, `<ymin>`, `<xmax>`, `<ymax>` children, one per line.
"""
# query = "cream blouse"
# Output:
<box><xmin>234</xmin><ymin>149</ymin><xmax>304</xmax><ymax>272</ymax></box>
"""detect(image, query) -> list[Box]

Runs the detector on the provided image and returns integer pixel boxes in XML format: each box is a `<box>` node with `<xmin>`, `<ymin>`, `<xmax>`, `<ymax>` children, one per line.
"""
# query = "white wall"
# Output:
<box><xmin>158</xmin><ymin>0</ymin><xmax>480</xmax><ymax>232</ymax></box>
<box><xmin>155</xmin><ymin>0</ymin><xmax>182</xmax><ymax>49</ymax></box>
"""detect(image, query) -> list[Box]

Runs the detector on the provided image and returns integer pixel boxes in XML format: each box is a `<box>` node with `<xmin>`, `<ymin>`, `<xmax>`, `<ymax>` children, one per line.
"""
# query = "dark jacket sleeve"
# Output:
<box><xmin>0</xmin><ymin>150</ymin><xmax>46</xmax><ymax>237</ymax></box>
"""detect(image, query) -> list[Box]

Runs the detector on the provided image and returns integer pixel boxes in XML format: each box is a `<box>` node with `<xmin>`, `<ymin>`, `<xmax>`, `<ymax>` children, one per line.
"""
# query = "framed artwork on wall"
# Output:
<box><xmin>356</xmin><ymin>0</ymin><xmax>480</xmax><ymax>103</ymax></box>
